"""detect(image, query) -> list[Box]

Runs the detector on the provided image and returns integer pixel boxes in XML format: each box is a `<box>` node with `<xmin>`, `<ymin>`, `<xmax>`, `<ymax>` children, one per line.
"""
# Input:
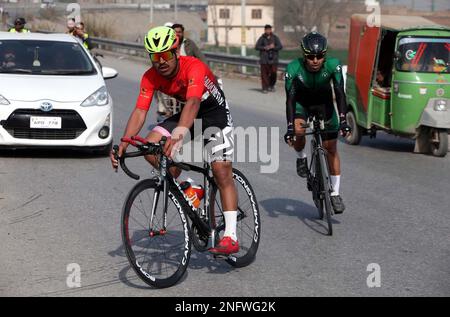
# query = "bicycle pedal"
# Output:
<box><xmin>213</xmin><ymin>254</ymin><xmax>229</xmax><ymax>260</ymax></box>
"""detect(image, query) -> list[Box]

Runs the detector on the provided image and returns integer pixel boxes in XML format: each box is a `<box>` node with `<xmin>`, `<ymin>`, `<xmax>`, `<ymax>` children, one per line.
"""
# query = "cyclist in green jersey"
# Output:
<box><xmin>284</xmin><ymin>32</ymin><xmax>350</xmax><ymax>214</ymax></box>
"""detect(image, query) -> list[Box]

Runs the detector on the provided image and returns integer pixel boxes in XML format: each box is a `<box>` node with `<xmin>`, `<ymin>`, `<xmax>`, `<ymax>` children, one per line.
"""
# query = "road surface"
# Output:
<box><xmin>0</xmin><ymin>55</ymin><xmax>449</xmax><ymax>297</ymax></box>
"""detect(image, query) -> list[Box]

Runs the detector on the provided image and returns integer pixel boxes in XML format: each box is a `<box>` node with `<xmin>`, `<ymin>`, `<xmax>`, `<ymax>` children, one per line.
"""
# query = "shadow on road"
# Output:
<box><xmin>248</xmin><ymin>88</ymin><xmax>280</xmax><ymax>94</ymax></box>
<box><xmin>352</xmin><ymin>133</ymin><xmax>415</xmax><ymax>153</ymax></box>
<box><xmin>260</xmin><ymin>198</ymin><xmax>340</xmax><ymax>236</ymax></box>
<box><xmin>108</xmin><ymin>241</ymin><xmax>232</xmax><ymax>290</ymax></box>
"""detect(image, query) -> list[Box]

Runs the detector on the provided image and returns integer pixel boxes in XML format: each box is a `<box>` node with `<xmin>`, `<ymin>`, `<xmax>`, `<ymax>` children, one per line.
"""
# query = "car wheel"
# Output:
<box><xmin>430</xmin><ymin>129</ymin><xmax>448</xmax><ymax>158</ymax></box>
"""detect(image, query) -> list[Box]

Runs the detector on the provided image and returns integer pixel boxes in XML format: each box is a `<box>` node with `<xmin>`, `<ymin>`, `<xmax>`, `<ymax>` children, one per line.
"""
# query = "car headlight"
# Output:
<box><xmin>0</xmin><ymin>94</ymin><xmax>10</xmax><ymax>105</ymax></box>
<box><xmin>434</xmin><ymin>99</ymin><xmax>448</xmax><ymax>112</ymax></box>
<box><xmin>81</xmin><ymin>86</ymin><xmax>109</xmax><ymax>107</ymax></box>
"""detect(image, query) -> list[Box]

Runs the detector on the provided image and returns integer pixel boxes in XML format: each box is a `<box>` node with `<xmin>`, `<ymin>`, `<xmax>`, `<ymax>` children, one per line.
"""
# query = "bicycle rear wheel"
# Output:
<box><xmin>318</xmin><ymin>150</ymin><xmax>333</xmax><ymax>236</ymax></box>
<box><xmin>209</xmin><ymin>169</ymin><xmax>261</xmax><ymax>268</ymax></box>
<box><xmin>121</xmin><ymin>179</ymin><xmax>191</xmax><ymax>288</ymax></box>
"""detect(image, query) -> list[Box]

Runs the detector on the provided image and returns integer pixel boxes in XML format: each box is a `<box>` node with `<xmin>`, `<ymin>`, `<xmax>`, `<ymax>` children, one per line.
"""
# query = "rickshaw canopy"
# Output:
<box><xmin>347</xmin><ymin>14</ymin><xmax>445</xmax><ymax>112</ymax></box>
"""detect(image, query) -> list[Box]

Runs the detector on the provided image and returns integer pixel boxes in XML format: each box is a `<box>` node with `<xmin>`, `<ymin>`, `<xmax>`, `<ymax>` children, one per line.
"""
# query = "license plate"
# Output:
<box><xmin>30</xmin><ymin>116</ymin><xmax>62</xmax><ymax>129</ymax></box>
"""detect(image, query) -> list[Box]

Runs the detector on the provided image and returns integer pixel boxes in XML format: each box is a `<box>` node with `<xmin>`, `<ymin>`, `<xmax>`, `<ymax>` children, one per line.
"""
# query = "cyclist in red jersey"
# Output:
<box><xmin>110</xmin><ymin>26</ymin><xmax>239</xmax><ymax>255</ymax></box>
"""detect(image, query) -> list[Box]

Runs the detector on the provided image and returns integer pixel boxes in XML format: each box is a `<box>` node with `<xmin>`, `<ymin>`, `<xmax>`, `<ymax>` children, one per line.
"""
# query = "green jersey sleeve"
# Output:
<box><xmin>327</xmin><ymin>58</ymin><xmax>348</xmax><ymax>115</ymax></box>
<box><xmin>285</xmin><ymin>60</ymin><xmax>301</xmax><ymax>127</ymax></box>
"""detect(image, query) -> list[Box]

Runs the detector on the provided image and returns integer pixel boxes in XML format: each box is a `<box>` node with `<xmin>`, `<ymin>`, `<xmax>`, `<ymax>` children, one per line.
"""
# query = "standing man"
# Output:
<box><xmin>66</xmin><ymin>19</ymin><xmax>76</xmax><ymax>35</ymax></box>
<box><xmin>172</xmin><ymin>23</ymin><xmax>206</xmax><ymax>63</ymax></box>
<box><xmin>255</xmin><ymin>24</ymin><xmax>282</xmax><ymax>93</ymax></box>
<box><xmin>74</xmin><ymin>22</ymin><xmax>92</xmax><ymax>50</ymax></box>
<box><xmin>9</xmin><ymin>17</ymin><xmax>30</xmax><ymax>33</ymax></box>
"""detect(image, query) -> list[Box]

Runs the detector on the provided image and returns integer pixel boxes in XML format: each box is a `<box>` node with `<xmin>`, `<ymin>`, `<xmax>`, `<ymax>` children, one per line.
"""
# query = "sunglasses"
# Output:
<box><xmin>149</xmin><ymin>51</ymin><xmax>176</xmax><ymax>63</ymax></box>
<box><xmin>305</xmin><ymin>53</ymin><xmax>325</xmax><ymax>60</ymax></box>
<box><xmin>15</xmin><ymin>22</ymin><xmax>24</xmax><ymax>26</ymax></box>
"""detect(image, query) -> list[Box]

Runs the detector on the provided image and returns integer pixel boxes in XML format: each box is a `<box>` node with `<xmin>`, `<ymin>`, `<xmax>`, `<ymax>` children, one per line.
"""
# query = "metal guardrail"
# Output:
<box><xmin>0</xmin><ymin>25</ymin><xmax>288</xmax><ymax>71</ymax></box>
<box><xmin>0</xmin><ymin>30</ymin><xmax>288</xmax><ymax>73</ymax></box>
<box><xmin>90</xmin><ymin>37</ymin><xmax>290</xmax><ymax>71</ymax></box>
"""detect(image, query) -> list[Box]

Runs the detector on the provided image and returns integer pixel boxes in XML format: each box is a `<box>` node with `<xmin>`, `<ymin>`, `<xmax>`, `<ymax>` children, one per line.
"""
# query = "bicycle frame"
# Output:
<box><xmin>147</xmin><ymin>161</ymin><xmax>213</xmax><ymax>243</ymax></box>
<box><xmin>302</xmin><ymin>114</ymin><xmax>334</xmax><ymax>200</ymax></box>
<box><xmin>117</xmin><ymin>137</ymin><xmax>221</xmax><ymax>249</ymax></box>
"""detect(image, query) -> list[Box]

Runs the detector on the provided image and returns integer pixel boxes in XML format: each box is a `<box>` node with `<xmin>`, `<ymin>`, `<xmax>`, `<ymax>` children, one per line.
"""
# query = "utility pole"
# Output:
<box><xmin>175</xmin><ymin>0</ymin><xmax>178</xmax><ymax>21</ymax></box>
<box><xmin>431</xmin><ymin>0</ymin><xmax>435</xmax><ymax>12</ymax></box>
<box><xmin>150</xmin><ymin>0</ymin><xmax>154</xmax><ymax>25</ymax></box>
<box><xmin>241</xmin><ymin>0</ymin><xmax>247</xmax><ymax>74</ymax></box>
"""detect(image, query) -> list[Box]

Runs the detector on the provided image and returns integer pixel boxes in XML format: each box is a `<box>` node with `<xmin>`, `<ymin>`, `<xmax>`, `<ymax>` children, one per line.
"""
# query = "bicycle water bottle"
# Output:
<box><xmin>180</xmin><ymin>178</ymin><xmax>204</xmax><ymax>209</ymax></box>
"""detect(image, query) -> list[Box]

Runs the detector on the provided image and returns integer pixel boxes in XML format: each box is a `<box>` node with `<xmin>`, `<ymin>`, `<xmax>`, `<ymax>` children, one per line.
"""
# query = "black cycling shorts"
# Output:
<box><xmin>153</xmin><ymin>95</ymin><xmax>234</xmax><ymax>162</ymax></box>
<box><xmin>294</xmin><ymin>103</ymin><xmax>339</xmax><ymax>141</ymax></box>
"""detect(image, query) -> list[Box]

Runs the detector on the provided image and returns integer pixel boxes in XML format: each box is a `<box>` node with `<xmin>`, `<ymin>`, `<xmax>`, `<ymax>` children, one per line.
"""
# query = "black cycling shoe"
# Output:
<box><xmin>331</xmin><ymin>195</ymin><xmax>345</xmax><ymax>214</ymax></box>
<box><xmin>296</xmin><ymin>158</ymin><xmax>308</xmax><ymax>178</ymax></box>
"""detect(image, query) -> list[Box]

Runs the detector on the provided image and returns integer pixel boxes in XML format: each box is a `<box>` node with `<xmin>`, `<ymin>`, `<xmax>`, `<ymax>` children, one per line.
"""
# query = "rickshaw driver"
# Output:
<box><xmin>284</xmin><ymin>32</ymin><xmax>350</xmax><ymax>214</ymax></box>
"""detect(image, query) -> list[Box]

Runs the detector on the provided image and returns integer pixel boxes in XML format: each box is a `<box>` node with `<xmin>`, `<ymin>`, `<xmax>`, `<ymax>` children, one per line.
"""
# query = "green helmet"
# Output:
<box><xmin>144</xmin><ymin>26</ymin><xmax>179</xmax><ymax>54</ymax></box>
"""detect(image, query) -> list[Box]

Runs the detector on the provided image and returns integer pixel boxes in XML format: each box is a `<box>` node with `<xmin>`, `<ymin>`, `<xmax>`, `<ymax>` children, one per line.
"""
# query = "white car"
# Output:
<box><xmin>0</xmin><ymin>32</ymin><xmax>117</xmax><ymax>154</ymax></box>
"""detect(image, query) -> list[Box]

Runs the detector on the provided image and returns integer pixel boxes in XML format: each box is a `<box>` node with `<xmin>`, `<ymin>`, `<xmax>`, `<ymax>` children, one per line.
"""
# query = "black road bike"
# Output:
<box><xmin>114</xmin><ymin>136</ymin><xmax>261</xmax><ymax>288</ymax></box>
<box><xmin>301</xmin><ymin>105</ymin><xmax>337</xmax><ymax>236</ymax></box>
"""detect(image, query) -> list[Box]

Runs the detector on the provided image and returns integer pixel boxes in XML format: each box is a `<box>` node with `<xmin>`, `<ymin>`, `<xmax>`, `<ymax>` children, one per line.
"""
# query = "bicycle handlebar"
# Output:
<box><xmin>113</xmin><ymin>136</ymin><xmax>191</xmax><ymax>181</ymax></box>
<box><xmin>298</xmin><ymin>122</ymin><xmax>339</xmax><ymax>136</ymax></box>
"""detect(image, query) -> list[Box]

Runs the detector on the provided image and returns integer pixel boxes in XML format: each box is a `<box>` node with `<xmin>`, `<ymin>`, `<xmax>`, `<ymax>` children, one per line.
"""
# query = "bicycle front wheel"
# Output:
<box><xmin>121</xmin><ymin>179</ymin><xmax>192</xmax><ymax>288</ymax></box>
<box><xmin>209</xmin><ymin>169</ymin><xmax>261</xmax><ymax>268</ymax></box>
<box><xmin>318</xmin><ymin>150</ymin><xmax>333</xmax><ymax>236</ymax></box>
<box><xmin>311</xmin><ymin>149</ymin><xmax>324</xmax><ymax>220</ymax></box>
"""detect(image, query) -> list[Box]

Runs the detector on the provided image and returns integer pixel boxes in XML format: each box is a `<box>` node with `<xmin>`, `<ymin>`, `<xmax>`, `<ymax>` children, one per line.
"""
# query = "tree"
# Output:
<box><xmin>208</xmin><ymin>0</ymin><xmax>235</xmax><ymax>52</ymax></box>
<box><xmin>209</xmin><ymin>0</ymin><xmax>220</xmax><ymax>47</ymax></box>
<box><xmin>275</xmin><ymin>0</ymin><xmax>353</xmax><ymax>41</ymax></box>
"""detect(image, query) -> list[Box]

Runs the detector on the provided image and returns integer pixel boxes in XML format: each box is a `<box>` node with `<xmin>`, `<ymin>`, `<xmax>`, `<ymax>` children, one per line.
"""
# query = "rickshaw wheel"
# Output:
<box><xmin>344</xmin><ymin>111</ymin><xmax>362</xmax><ymax>145</ymax></box>
<box><xmin>430</xmin><ymin>128</ymin><xmax>448</xmax><ymax>158</ymax></box>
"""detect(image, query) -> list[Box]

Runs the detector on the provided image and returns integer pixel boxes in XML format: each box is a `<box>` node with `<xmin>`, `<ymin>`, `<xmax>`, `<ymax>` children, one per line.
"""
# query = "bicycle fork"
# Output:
<box><xmin>149</xmin><ymin>155</ymin><xmax>169</xmax><ymax>237</ymax></box>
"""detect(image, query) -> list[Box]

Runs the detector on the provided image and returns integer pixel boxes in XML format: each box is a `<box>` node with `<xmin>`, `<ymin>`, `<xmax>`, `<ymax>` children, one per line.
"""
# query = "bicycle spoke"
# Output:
<box><xmin>132</xmin><ymin>197</ymin><xmax>149</xmax><ymax>220</ymax></box>
<box><xmin>128</xmin><ymin>215</ymin><xmax>149</xmax><ymax>232</ymax></box>
<box><xmin>239</xmin><ymin>227</ymin><xmax>254</xmax><ymax>240</ymax></box>
<box><xmin>240</xmin><ymin>221</ymin><xmax>255</xmax><ymax>234</ymax></box>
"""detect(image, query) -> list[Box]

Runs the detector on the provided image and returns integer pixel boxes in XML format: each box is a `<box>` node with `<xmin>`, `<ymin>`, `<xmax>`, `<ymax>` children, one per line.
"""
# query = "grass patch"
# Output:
<box><xmin>83</xmin><ymin>14</ymin><xmax>117</xmax><ymax>39</ymax></box>
<box><xmin>38</xmin><ymin>7</ymin><xmax>59</xmax><ymax>21</ymax></box>
<box><xmin>32</xmin><ymin>21</ymin><xmax>58</xmax><ymax>33</ymax></box>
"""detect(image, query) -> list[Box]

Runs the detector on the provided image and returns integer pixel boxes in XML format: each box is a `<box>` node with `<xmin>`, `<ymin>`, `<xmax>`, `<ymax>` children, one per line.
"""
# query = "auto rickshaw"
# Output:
<box><xmin>345</xmin><ymin>14</ymin><xmax>450</xmax><ymax>157</ymax></box>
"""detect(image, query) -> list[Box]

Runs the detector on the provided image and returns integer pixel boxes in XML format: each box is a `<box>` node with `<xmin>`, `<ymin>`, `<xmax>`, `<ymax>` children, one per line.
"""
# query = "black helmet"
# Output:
<box><xmin>14</xmin><ymin>17</ymin><xmax>26</xmax><ymax>25</ymax></box>
<box><xmin>301</xmin><ymin>32</ymin><xmax>327</xmax><ymax>55</ymax></box>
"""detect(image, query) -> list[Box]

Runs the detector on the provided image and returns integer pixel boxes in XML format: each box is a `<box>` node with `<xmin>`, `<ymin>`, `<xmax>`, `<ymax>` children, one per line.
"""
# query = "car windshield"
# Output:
<box><xmin>396</xmin><ymin>37</ymin><xmax>450</xmax><ymax>74</ymax></box>
<box><xmin>0</xmin><ymin>40</ymin><xmax>96</xmax><ymax>75</ymax></box>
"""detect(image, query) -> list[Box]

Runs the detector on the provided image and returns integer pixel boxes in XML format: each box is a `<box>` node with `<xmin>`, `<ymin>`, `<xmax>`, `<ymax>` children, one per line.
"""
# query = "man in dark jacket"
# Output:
<box><xmin>255</xmin><ymin>24</ymin><xmax>283</xmax><ymax>93</ymax></box>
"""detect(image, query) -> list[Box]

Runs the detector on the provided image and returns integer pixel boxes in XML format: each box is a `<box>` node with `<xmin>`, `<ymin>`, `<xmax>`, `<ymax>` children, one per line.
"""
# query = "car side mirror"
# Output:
<box><xmin>102</xmin><ymin>67</ymin><xmax>118</xmax><ymax>80</ymax></box>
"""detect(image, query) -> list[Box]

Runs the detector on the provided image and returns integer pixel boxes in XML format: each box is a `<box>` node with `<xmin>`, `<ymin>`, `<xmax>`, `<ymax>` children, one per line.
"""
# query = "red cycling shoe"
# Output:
<box><xmin>209</xmin><ymin>237</ymin><xmax>239</xmax><ymax>255</ymax></box>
